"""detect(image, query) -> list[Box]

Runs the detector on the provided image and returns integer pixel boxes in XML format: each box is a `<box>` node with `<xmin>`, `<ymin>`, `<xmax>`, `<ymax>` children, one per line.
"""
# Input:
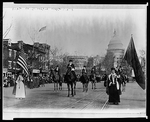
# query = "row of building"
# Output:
<box><xmin>3</xmin><ymin>39</ymin><xmax>50</xmax><ymax>77</ymax></box>
<box><xmin>3</xmin><ymin>30</ymin><xmax>145</xmax><ymax>78</ymax></box>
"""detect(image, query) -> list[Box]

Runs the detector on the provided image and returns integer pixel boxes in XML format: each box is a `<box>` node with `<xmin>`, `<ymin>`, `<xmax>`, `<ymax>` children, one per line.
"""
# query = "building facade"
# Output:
<box><xmin>24</xmin><ymin>42</ymin><xmax>50</xmax><ymax>74</ymax></box>
<box><xmin>3</xmin><ymin>39</ymin><xmax>50</xmax><ymax>76</ymax></box>
<box><xmin>3</xmin><ymin>39</ymin><xmax>21</xmax><ymax>76</ymax></box>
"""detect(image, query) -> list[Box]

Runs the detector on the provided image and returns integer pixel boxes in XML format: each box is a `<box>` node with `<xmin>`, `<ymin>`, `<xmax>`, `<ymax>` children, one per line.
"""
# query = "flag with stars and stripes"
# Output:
<box><xmin>17</xmin><ymin>50</ymin><xmax>29</xmax><ymax>76</ymax></box>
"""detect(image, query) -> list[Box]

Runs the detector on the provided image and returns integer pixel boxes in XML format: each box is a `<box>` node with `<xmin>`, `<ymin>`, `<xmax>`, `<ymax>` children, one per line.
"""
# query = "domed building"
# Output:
<box><xmin>107</xmin><ymin>30</ymin><xmax>124</xmax><ymax>68</ymax></box>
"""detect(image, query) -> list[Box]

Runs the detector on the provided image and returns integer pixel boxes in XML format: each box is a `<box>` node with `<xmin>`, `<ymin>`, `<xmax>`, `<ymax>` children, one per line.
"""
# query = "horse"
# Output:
<box><xmin>90</xmin><ymin>74</ymin><xmax>96</xmax><ymax>89</ymax></box>
<box><xmin>58</xmin><ymin>74</ymin><xmax>63</xmax><ymax>90</ymax></box>
<box><xmin>80</xmin><ymin>73</ymin><xmax>89</xmax><ymax>92</ymax></box>
<box><xmin>64</xmin><ymin>67</ymin><xmax>77</xmax><ymax>97</ymax></box>
<box><xmin>50</xmin><ymin>69</ymin><xmax>60</xmax><ymax>91</ymax></box>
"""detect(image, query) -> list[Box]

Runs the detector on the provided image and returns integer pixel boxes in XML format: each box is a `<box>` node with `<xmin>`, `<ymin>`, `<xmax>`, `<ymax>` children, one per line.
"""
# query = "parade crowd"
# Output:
<box><xmin>4</xmin><ymin>59</ymin><xmax>129</xmax><ymax>105</ymax></box>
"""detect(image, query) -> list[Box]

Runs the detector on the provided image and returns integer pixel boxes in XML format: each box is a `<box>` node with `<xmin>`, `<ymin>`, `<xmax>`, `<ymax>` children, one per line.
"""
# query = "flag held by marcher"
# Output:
<box><xmin>124</xmin><ymin>35</ymin><xmax>145</xmax><ymax>90</ymax></box>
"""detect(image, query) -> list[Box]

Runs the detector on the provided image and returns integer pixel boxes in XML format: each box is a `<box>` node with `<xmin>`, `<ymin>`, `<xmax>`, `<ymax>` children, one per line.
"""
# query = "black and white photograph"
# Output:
<box><xmin>2</xmin><ymin>3</ymin><xmax>147</xmax><ymax>119</ymax></box>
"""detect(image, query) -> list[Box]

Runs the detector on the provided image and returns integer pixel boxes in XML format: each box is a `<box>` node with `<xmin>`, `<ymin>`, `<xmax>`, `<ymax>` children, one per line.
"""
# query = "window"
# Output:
<box><xmin>8</xmin><ymin>41</ymin><xmax>11</xmax><ymax>46</ymax></box>
<box><xmin>13</xmin><ymin>61</ymin><xmax>16</xmax><ymax>69</ymax></box>
<box><xmin>41</xmin><ymin>56</ymin><xmax>43</xmax><ymax>62</ymax></box>
<box><xmin>39</xmin><ymin>56</ymin><xmax>41</xmax><ymax>62</ymax></box>
<box><xmin>9</xmin><ymin>49</ymin><xmax>12</xmax><ymax>58</ymax></box>
<box><xmin>8</xmin><ymin>61</ymin><xmax>12</xmax><ymax>69</ymax></box>
<box><xmin>14</xmin><ymin>50</ymin><xmax>17</xmax><ymax>59</ymax></box>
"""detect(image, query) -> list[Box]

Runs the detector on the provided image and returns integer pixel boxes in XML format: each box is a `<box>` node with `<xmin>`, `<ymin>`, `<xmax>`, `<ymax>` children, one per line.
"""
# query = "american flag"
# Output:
<box><xmin>17</xmin><ymin>50</ymin><xmax>29</xmax><ymax>76</ymax></box>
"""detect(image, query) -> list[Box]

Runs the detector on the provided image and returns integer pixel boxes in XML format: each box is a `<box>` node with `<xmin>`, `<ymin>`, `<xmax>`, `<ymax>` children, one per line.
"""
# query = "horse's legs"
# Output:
<box><xmin>83</xmin><ymin>83</ymin><xmax>85</xmax><ymax>92</ymax></box>
<box><xmin>54</xmin><ymin>82</ymin><xmax>55</xmax><ymax>91</ymax></box>
<box><xmin>58</xmin><ymin>82</ymin><xmax>60</xmax><ymax>90</ymax></box>
<box><xmin>57</xmin><ymin>81</ymin><xmax>58</xmax><ymax>91</ymax></box>
<box><xmin>67</xmin><ymin>83</ymin><xmax>70</xmax><ymax>97</ymax></box>
<box><xmin>61</xmin><ymin>82</ymin><xmax>62</xmax><ymax>90</ymax></box>
<box><xmin>59</xmin><ymin>82</ymin><xmax>62</xmax><ymax>90</ymax></box>
<box><xmin>83</xmin><ymin>83</ymin><xmax>84</xmax><ymax>92</ymax></box>
<box><xmin>91</xmin><ymin>81</ymin><xmax>93</xmax><ymax>89</ymax></box>
<box><xmin>74</xmin><ymin>82</ymin><xmax>76</xmax><ymax>95</ymax></box>
<box><xmin>86</xmin><ymin>83</ymin><xmax>88</xmax><ymax>92</ymax></box>
<box><xmin>71</xmin><ymin>82</ymin><xmax>74</xmax><ymax>97</ymax></box>
<box><xmin>94</xmin><ymin>81</ymin><xmax>96</xmax><ymax>89</ymax></box>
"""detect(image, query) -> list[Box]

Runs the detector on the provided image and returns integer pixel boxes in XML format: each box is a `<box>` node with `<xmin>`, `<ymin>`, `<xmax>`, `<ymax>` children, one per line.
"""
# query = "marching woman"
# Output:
<box><xmin>15</xmin><ymin>71</ymin><xmax>26</xmax><ymax>99</ymax></box>
<box><xmin>107</xmin><ymin>68</ymin><xmax>120</xmax><ymax>105</ymax></box>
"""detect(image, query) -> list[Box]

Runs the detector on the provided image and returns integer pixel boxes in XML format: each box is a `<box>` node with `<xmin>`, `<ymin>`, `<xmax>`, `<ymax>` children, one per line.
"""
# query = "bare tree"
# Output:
<box><xmin>101</xmin><ymin>51</ymin><xmax>114</xmax><ymax>74</ymax></box>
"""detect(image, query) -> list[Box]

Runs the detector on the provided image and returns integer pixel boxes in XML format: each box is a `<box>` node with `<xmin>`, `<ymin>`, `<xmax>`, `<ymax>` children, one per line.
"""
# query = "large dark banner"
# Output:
<box><xmin>124</xmin><ymin>36</ymin><xmax>145</xmax><ymax>90</ymax></box>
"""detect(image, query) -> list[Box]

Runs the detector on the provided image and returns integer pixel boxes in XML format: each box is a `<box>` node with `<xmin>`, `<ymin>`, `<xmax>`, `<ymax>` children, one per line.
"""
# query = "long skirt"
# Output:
<box><xmin>108</xmin><ymin>84</ymin><xmax>120</xmax><ymax>103</ymax></box>
<box><xmin>12</xmin><ymin>83</ymin><xmax>17</xmax><ymax>95</ymax></box>
<box><xmin>15</xmin><ymin>81</ymin><xmax>26</xmax><ymax>99</ymax></box>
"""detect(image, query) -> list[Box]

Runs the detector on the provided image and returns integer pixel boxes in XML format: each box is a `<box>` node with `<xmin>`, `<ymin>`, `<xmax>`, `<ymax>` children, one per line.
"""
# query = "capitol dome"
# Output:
<box><xmin>108</xmin><ymin>30</ymin><xmax>124</xmax><ymax>50</ymax></box>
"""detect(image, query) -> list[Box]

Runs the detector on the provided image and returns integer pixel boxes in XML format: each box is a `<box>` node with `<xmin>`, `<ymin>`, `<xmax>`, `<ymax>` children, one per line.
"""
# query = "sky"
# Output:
<box><xmin>3</xmin><ymin>3</ymin><xmax>147</xmax><ymax>57</ymax></box>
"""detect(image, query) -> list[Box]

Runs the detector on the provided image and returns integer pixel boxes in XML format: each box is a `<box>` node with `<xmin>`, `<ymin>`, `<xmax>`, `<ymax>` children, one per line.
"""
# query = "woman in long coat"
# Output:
<box><xmin>107</xmin><ymin>68</ymin><xmax>120</xmax><ymax>105</ymax></box>
<box><xmin>15</xmin><ymin>72</ymin><xmax>26</xmax><ymax>99</ymax></box>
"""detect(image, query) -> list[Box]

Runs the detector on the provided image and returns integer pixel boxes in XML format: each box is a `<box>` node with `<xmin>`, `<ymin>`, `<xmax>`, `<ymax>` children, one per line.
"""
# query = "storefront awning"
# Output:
<box><xmin>33</xmin><ymin>69</ymin><xmax>40</xmax><ymax>73</ymax></box>
<box><xmin>41</xmin><ymin>70</ymin><xmax>49</xmax><ymax>73</ymax></box>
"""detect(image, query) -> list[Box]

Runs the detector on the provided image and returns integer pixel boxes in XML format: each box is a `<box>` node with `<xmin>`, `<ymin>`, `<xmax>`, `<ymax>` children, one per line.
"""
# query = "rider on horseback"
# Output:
<box><xmin>55</xmin><ymin>65</ymin><xmax>60</xmax><ymax>77</ymax></box>
<box><xmin>66</xmin><ymin>59</ymin><xmax>77</xmax><ymax>97</ymax></box>
<box><xmin>67</xmin><ymin>60</ymin><xmax>76</xmax><ymax>80</ymax></box>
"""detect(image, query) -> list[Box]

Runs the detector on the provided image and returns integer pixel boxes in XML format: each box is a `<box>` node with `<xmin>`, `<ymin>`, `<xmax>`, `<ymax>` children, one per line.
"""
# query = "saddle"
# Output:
<box><xmin>90</xmin><ymin>74</ymin><xmax>95</xmax><ymax>81</ymax></box>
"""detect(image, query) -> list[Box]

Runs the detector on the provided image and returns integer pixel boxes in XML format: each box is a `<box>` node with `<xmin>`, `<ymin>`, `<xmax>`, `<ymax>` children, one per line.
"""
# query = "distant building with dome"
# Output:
<box><xmin>107</xmin><ymin>30</ymin><xmax>125</xmax><ymax>68</ymax></box>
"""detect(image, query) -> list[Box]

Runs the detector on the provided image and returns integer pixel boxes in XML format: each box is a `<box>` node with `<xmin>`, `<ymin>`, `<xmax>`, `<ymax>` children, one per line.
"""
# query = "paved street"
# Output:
<box><xmin>3</xmin><ymin>81</ymin><xmax>146</xmax><ymax>119</ymax></box>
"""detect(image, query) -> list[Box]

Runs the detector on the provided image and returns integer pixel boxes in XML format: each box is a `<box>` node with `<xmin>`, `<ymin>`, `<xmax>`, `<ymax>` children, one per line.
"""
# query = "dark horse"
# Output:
<box><xmin>64</xmin><ymin>67</ymin><xmax>77</xmax><ymax>97</ymax></box>
<box><xmin>80</xmin><ymin>73</ymin><xmax>89</xmax><ymax>92</ymax></box>
<box><xmin>50</xmin><ymin>69</ymin><xmax>61</xmax><ymax>91</ymax></box>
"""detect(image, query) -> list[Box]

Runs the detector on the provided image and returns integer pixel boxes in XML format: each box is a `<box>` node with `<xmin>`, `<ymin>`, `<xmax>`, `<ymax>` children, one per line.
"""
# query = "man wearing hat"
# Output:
<box><xmin>67</xmin><ymin>60</ymin><xmax>75</xmax><ymax>71</ymax></box>
<box><xmin>67</xmin><ymin>59</ymin><xmax>76</xmax><ymax>79</ymax></box>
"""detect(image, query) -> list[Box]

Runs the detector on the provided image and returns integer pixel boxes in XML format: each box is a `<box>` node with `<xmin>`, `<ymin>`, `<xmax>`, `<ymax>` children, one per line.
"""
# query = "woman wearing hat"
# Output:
<box><xmin>107</xmin><ymin>68</ymin><xmax>120</xmax><ymax>105</ymax></box>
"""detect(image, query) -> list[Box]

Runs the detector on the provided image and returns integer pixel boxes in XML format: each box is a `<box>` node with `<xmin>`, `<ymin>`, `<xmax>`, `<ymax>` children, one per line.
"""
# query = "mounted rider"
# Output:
<box><xmin>82</xmin><ymin>65</ymin><xmax>87</xmax><ymax>75</ymax></box>
<box><xmin>67</xmin><ymin>59</ymin><xmax>76</xmax><ymax>79</ymax></box>
<box><xmin>55</xmin><ymin>65</ymin><xmax>60</xmax><ymax>76</ymax></box>
<box><xmin>81</xmin><ymin>65</ymin><xmax>89</xmax><ymax>81</ymax></box>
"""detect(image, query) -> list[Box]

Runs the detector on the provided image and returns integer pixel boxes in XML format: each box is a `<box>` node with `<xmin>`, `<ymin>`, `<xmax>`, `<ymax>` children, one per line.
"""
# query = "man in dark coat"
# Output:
<box><xmin>107</xmin><ymin>67</ymin><xmax>120</xmax><ymax>105</ymax></box>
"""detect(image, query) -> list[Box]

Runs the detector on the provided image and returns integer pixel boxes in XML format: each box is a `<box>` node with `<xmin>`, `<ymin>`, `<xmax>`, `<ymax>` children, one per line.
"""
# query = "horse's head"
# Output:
<box><xmin>65</xmin><ymin>67</ymin><xmax>76</xmax><ymax>82</ymax></box>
